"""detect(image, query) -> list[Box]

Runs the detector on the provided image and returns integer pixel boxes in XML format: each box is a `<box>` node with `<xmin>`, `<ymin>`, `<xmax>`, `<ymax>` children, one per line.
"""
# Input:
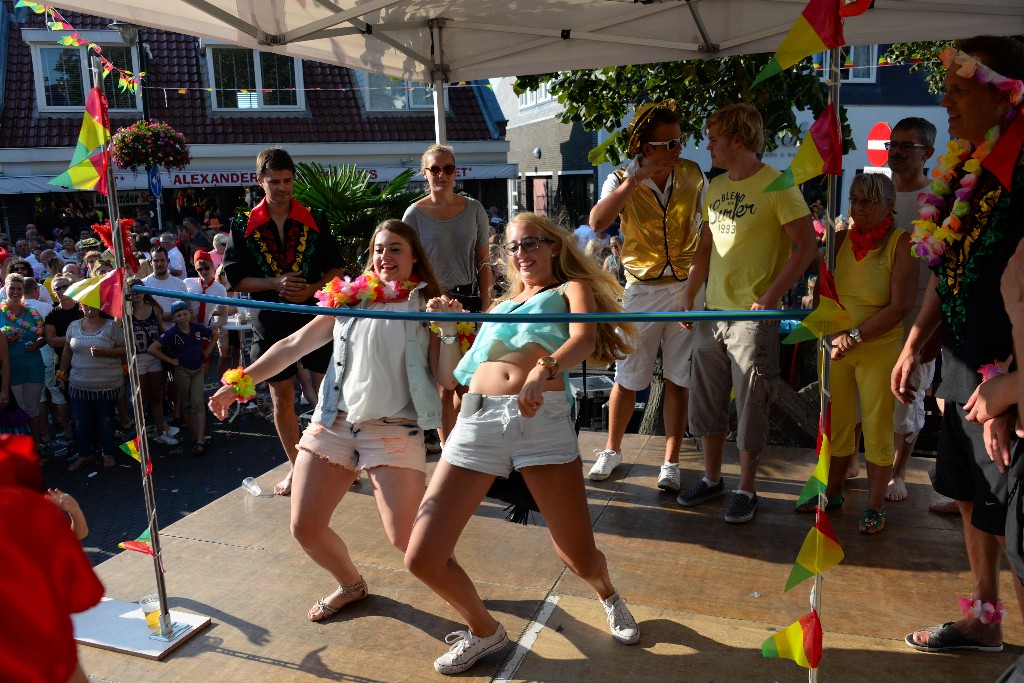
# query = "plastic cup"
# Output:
<box><xmin>241</xmin><ymin>477</ymin><xmax>261</xmax><ymax>496</ymax></box>
<box><xmin>139</xmin><ymin>594</ymin><xmax>162</xmax><ymax>634</ymax></box>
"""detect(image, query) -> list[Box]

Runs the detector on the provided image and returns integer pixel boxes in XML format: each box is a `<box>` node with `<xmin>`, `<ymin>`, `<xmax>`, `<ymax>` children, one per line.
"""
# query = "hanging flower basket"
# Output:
<box><xmin>110</xmin><ymin>119</ymin><xmax>192</xmax><ymax>172</ymax></box>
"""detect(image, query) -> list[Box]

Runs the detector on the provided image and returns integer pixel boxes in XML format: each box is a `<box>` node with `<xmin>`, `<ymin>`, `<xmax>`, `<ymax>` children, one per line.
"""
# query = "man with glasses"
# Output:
<box><xmin>588</xmin><ymin>100</ymin><xmax>707</xmax><ymax>491</ymax></box>
<box><xmin>184</xmin><ymin>250</ymin><xmax>227</xmax><ymax>336</ymax></box>
<box><xmin>885</xmin><ymin>117</ymin><xmax>939</xmax><ymax>503</ymax></box>
<box><xmin>678</xmin><ymin>103</ymin><xmax>817</xmax><ymax>524</ymax></box>
<box><xmin>223</xmin><ymin>147</ymin><xmax>342</xmax><ymax>496</ymax></box>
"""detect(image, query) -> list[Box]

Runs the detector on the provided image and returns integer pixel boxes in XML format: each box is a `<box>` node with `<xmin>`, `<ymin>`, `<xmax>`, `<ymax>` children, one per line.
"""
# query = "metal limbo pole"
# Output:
<box><xmin>91</xmin><ymin>56</ymin><xmax>183</xmax><ymax>642</ymax></box>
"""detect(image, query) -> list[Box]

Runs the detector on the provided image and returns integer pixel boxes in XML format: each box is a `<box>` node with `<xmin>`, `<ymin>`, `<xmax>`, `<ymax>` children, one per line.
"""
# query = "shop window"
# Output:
<box><xmin>207</xmin><ymin>47</ymin><xmax>304</xmax><ymax>111</ymax></box>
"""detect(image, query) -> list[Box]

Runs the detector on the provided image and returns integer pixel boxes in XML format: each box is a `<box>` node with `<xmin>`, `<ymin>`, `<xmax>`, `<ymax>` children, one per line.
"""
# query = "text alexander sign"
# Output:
<box><xmin>168</xmin><ymin>171</ymin><xmax>260</xmax><ymax>187</ymax></box>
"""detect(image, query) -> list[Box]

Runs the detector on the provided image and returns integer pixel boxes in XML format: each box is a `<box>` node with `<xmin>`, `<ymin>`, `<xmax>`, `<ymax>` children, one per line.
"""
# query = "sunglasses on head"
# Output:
<box><xmin>425</xmin><ymin>164</ymin><xmax>457</xmax><ymax>176</ymax></box>
<box><xmin>646</xmin><ymin>135</ymin><xmax>685</xmax><ymax>152</ymax></box>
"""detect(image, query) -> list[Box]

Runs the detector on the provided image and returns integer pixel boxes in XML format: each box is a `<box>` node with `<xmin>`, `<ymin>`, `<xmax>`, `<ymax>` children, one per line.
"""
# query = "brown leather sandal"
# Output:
<box><xmin>308</xmin><ymin>577</ymin><xmax>368</xmax><ymax>622</ymax></box>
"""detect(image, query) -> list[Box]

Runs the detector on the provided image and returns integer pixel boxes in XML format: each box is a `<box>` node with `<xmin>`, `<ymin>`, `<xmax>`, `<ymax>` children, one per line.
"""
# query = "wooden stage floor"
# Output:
<box><xmin>78</xmin><ymin>432</ymin><xmax>1022</xmax><ymax>682</ymax></box>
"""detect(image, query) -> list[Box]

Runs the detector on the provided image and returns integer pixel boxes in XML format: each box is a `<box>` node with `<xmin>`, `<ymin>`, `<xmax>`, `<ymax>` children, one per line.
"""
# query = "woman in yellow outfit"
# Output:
<box><xmin>806</xmin><ymin>173</ymin><xmax>916</xmax><ymax>533</ymax></box>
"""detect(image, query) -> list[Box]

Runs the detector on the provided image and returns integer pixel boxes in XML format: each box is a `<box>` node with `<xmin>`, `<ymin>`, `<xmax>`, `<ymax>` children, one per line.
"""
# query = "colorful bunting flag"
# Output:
<box><xmin>839</xmin><ymin>0</ymin><xmax>874</xmax><ymax>17</ymax></box>
<box><xmin>783</xmin><ymin>261</ymin><xmax>853</xmax><ymax>343</ymax></box>
<box><xmin>765</xmin><ymin>103</ymin><xmax>842</xmax><ymax>193</ymax></box>
<box><xmin>786</xmin><ymin>508</ymin><xmax>845</xmax><ymax>591</ymax></box>
<box><xmin>64</xmin><ymin>268</ymin><xmax>124</xmax><ymax>318</ymax></box>
<box><xmin>762</xmin><ymin>609</ymin><xmax>823</xmax><ymax>668</ymax></box>
<box><xmin>796</xmin><ymin>402</ymin><xmax>832</xmax><ymax>506</ymax></box>
<box><xmin>120</xmin><ymin>435</ymin><xmax>150</xmax><ymax>476</ymax></box>
<box><xmin>49</xmin><ymin>88</ymin><xmax>110</xmax><ymax>195</ymax></box>
<box><xmin>119</xmin><ymin>527</ymin><xmax>155</xmax><ymax>556</ymax></box>
<box><xmin>752</xmin><ymin>0</ymin><xmax>844</xmax><ymax>86</ymax></box>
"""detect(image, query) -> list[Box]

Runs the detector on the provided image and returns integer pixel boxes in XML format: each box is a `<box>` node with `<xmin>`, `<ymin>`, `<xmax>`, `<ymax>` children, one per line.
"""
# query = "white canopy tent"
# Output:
<box><xmin>51</xmin><ymin>0</ymin><xmax>1024</xmax><ymax>142</ymax></box>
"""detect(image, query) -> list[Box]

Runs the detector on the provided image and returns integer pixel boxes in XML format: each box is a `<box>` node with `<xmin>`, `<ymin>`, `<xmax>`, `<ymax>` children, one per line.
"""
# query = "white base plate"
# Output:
<box><xmin>73</xmin><ymin>597</ymin><xmax>211</xmax><ymax>660</ymax></box>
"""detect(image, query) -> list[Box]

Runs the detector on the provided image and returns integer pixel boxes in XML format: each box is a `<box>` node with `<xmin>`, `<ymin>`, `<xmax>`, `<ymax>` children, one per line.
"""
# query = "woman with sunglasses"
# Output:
<box><xmin>402</xmin><ymin>144</ymin><xmax>493</xmax><ymax>445</ymax></box>
<box><xmin>405</xmin><ymin>212</ymin><xmax>640</xmax><ymax>675</ymax></box>
<box><xmin>2</xmin><ymin>274</ymin><xmax>47</xmax><ymax>447</ymax></box>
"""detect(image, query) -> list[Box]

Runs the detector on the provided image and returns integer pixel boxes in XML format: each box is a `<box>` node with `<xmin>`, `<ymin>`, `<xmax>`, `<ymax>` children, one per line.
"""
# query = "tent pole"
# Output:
<box><xmin>90</xmin><ymin>56</ymin><xmax>176</xmax><ymax>641</ymax></box>
<box><xmin>809</xmin><ymin>43</ymin><xmax>843</xmax><ymax>683</ymax></box>
<box><xmin>430</xmin><ymin>19</ymin><xmax>447</xmax><ymax>144</ymax></box>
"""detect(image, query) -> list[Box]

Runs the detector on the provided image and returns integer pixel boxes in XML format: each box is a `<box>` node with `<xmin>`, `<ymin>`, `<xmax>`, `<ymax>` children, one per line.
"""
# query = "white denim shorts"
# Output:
<box><xmin>297</xmin><ymin>413</ymin><xmax>427</xmax><ymax>473</ymax></box>
<box><xmin>442</xmin><ymin>391</ymin><xmax>579</xmax><ymax>478</ymax></box>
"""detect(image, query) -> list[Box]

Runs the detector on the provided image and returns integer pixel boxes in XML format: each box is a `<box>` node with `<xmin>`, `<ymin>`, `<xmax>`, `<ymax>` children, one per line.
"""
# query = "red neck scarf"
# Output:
<box><xmin>849</xmin><ymin>214</ymin><xmax>894</xmax><ymax>261</ymax></box>
<box><xmin>245</xmin><ymin>199</ymin><xmax>317</xmax><ymax>238</ymax></box>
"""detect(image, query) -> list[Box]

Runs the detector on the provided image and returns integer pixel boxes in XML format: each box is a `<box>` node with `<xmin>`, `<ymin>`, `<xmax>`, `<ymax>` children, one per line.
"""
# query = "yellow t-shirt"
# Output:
<box><xmin>703</xmin><ymin>165</ymin><xmax>810</xmax><ymax>310</ymax></box>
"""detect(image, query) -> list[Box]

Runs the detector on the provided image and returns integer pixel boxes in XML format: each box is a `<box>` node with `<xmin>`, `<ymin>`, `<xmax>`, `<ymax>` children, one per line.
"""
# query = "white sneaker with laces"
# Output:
<box><xmin>589</xmin><ymin>449</ymin><xmax>622</xmax><ymax>481</ymax></box>
<box><xmin>601</xmin><ymin>592</ymin><xmax>640</xmax><ymax>644</ymax></box>
<box><xmin>165</xmin><ymin>426</ymin><xmax>180</xmax><ymax>437</ymax></box>
<box><xmin>433</xmin><ymin>623</ymin><xmax>508</xmax><ymax>675</ymax></box>
<box><xmin>657</xmin><ymin>462</ymin><xmax>680</xmax><ymax>492</ymax></box>
<box><xmin>153</xmin><ymin>433</ymin><xmax>178</xmax><ymax>445</ymax></box>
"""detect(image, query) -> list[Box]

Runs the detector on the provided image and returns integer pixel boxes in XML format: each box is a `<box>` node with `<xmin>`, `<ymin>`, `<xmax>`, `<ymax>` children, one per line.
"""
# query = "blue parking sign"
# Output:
<box><xmin>148</xmin><ymin>166</ymin><xmax>162</xmax><ymax>198</ymax></box>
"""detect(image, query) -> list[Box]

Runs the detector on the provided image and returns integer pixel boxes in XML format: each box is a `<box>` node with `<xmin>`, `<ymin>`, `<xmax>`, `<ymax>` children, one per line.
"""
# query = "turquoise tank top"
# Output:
<box><xmin>454</xmin><ymin>285</ymin><xmax>571</xmax><ymax>395</ymax></box>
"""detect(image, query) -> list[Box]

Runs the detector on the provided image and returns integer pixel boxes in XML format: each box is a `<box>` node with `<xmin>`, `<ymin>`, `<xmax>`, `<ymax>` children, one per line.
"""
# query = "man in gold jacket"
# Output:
<box><xmin>587</xmin><ymin>100</ymin><xmax>706</xmax><ymax>491</ymax></box>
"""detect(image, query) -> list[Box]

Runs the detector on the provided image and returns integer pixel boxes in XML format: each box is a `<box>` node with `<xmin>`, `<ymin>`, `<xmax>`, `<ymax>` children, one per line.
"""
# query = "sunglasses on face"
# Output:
<box><xmin>425</xmin><ymin>164</ymin><xmax>457</xmax><ymax>176</ymax></box>
<box><xmin>647</xmin><ymin>135</ymin><xmax>685</xmax><ymax>152</ymax></box>
<box><xmin>884</xmin><ymin>141</ymin><xmax>927</xmax><ymax>152</ymax></box>
<box><xmin>196</xmin><ymin>266</ymin><xmax>212</xmax><ymax>272</ymax></box>
<box><xmin>848</xmin><ymin>197</ymin><xmax>880</xmax><ymax>207</ymax></box>
<box><xmin>504</xmin><ymin>236</ymin><xmax>552</xmax><ymax>254</ymax></box>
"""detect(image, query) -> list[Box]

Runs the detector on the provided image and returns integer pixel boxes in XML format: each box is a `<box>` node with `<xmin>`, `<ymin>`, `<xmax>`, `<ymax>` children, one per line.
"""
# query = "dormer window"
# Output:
<box><xmin>365</xmin><ymin>73</ymin><xmax>434</xmax><ymax>111</ymax></box>
<box><xmin>206</xmin><ymin>47</ymin><xmax>304</xmax><ymax>111</ymax></box>
<box><xmin>25</xmin><ymin>29</ymin><xmax>141</xmax><ymax>113</ymax></box>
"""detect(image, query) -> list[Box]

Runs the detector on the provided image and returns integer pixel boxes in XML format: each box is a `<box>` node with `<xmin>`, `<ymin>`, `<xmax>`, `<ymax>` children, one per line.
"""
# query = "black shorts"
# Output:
<box><xmin>932</xmin><ymin>403</ymin><xmax>1015</xmax><ymax>535</ymax></box>
<box><xmin>250</xmin><ymin>311</ymin><xmax>331</xmax><ymax>384</ymax></box>
<box><xmin>446</xmin><ymin>284</ymin><xmax>483</xmax><ymax>313</ymax></box>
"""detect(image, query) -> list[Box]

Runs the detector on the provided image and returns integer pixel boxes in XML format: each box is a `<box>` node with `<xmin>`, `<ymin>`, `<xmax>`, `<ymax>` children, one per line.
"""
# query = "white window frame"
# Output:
<box><xmin>518</xmin><ymin>81</ymin><xmax>553</xmax><ymax>109</ymax></box>
<box><xmin>362</xmin><ymin>72</ymin><xmax>435</xmax><ymax>112</ymax></box>
<box><xmin>816</xmin><ymin>44</ymin><xmax>879</xmax><ymax>84</ymax></box>
<box><xmin>25</xmin><ymin>29</ymin><xmax>141</xmax><ymax>113</ymax></box>
<box><xmin>205</xmin><ymin>46</ymin><xmax>305</xmax><ymax>112</ymax></box>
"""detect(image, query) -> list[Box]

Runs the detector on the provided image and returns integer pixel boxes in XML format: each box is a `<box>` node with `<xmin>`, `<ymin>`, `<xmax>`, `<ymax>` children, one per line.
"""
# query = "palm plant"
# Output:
<box><xmin>292</xmin><ymin>162</ymin><xmax>426</xmax><ymax>273</ymax></box>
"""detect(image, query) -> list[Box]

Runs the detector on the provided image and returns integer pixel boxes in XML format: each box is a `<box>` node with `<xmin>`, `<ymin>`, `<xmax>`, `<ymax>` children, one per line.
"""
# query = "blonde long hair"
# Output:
<box><xmin>498</xmin><ymin>213</ymin><xmax>636</xmax><ymax>365</ymax></box>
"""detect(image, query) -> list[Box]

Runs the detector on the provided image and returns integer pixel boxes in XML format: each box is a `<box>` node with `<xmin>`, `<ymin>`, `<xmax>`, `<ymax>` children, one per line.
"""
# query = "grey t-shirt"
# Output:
<box><xmin>894</xmin><ymin>187</ymin><xmax>931</xmax><ymax>337</ymax></box>
<box><xmin>402</xmin><ymin>198</ymin><xmax>489</xmax><ymax>292</ymax></box>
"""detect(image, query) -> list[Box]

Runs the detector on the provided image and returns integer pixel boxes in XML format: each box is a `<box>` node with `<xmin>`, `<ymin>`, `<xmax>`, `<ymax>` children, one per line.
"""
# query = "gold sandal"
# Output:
<box><xmin>308</xmin><ymin>577</ymin><xmax>368</xmax><ymax>622</ymax></box>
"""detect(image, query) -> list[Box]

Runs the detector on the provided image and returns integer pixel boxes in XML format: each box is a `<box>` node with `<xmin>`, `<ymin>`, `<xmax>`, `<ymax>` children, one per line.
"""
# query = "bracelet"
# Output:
<box><xmin>221</xmin><ymin>366</ymin><xmax>256</xmax><ymax>403</ymax></box>
<box><xmin>959</xmin><ymin>597</ymin><xmax>1008</xmax><ymax>624</ymax></box>
<box><xmin>978</xmin><ymin>356</ymin><xmax>1012</xmax><ymax>383</ymax></box>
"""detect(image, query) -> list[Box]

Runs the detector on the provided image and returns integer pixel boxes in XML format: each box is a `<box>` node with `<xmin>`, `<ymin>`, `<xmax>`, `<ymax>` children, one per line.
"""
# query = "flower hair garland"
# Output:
<box><xmin>315</xmin><ymin>273</ymin><xmax>419</xmax><ymax>308</ymax></box>
<box><xmin>940</xmin><ymin>46</ymin><xmax>1024</xmax><ymax>107</ymax></box>
<box><xmin>221</xmin><ymin>367</ymin><xmax>256</xmax><ymax>403</ymax></box>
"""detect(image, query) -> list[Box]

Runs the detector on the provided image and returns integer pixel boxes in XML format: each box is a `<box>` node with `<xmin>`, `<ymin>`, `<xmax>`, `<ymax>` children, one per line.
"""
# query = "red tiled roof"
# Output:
<box><xmin>0</xmin><ymin>10</ymin><xmax>493</xmax><ymax>148</ymax></box>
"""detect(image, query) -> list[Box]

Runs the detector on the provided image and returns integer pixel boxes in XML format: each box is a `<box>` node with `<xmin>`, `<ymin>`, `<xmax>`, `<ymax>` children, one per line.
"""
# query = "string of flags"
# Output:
<box><xmin>16</xmin><ymin>1</ymin><xmax>143</xmax><ymax>94</ymax></box>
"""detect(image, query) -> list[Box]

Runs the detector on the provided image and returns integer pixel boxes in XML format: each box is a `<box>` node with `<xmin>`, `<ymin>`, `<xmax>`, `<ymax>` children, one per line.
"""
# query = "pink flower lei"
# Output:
<box><xmin>0</xmin><ymin>302</ymin><xmax>44</xmax><ymax>342</ymax></box>
<box><xmin>315</xmin><ymin>272</ymin><xmax>420</xmax><ymax>308</ymax></box>
<box><xmin>910</xmin><ymin>47</ymin><xmax>1024</xmax><ymax>266</ymax></box>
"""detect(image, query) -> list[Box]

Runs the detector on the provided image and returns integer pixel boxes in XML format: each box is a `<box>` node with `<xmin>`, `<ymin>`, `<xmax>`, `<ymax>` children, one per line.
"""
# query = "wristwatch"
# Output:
<box><xmin>849</xmin><ymin>328</ymin><xmax>862</xmax><ymax>343</ymax></box>
<box><xmin>439</xmin><ymin>334</ymin><xmax>458</xmax><ymax>345</ymax></box>
<box><xmin>537</xmin><ymin>356</ymin><xmax>560</xmax><ymax>379</ymax></box>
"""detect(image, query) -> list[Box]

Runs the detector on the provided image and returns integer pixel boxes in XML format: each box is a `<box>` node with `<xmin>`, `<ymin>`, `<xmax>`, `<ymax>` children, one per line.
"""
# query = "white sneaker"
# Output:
<box><xmin>433</xmin><ymin>624</ymin><xmax>508</xmax><ymax>675</ymax></box>
<box><xmin>165</xmin><ymin>426</ymin><xmax>180</xmax><ymax>437</ymax></box>
<box><xmin>601</xmin><ymin>592</ymin><xmax>640</xmax><ymax>645</ymax></box>
<box><xmin>657</xmin><ymin>462</ymin><xmax>680</xmax><ymax>492</ymax></box>
<box><xmin>589</xmin><ymin>449</ymin><xmax>622</xmax><ymax>481</ymax></box>
<box><xmin>153</xmin><ymin>433</ymin><xmax>178</xmax><ymax>445</ymax></box>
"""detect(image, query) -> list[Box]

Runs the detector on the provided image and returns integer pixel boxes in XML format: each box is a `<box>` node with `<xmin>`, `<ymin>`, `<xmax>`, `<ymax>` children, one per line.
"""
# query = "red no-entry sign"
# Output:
<box><xmin>866</xmin><ymin>122</ymin><xmax>892</xmax><ymax>167</ymax></box>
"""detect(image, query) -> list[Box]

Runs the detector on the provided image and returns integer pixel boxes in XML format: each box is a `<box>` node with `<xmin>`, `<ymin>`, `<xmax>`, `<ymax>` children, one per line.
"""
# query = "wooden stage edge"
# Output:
<box><xmin>78</xmin><ymin>432</ymin><xmax>1024</xmax><ymax>682</ymax></box>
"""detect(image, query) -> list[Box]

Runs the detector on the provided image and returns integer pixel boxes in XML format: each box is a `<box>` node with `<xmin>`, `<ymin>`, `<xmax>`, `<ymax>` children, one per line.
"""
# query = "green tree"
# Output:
<box><xmin>291</xmin><ymin>163</ymin><xmax>427</xmax><ymax>272</ymax></box>
<box><xmin>514</xmin><ymin>54</ymin><xmax>852</xmax><ymax>166</ymax></box>
<box><xmin>883</xmin><ymin>42</ymin><xmax>949</xmax><ymax>94</ymax></box>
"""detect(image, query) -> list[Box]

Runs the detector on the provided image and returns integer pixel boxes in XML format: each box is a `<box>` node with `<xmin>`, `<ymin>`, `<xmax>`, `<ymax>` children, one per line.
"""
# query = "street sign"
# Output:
<box><xmin>148</xmin><ymin>165</ymin><xmax>162</xmax><ymax>198</ymax></box>
<box><xmin>866</xmin><ymin>122</ymin><xmax>892</xmax><ymax>167</ymax></box>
